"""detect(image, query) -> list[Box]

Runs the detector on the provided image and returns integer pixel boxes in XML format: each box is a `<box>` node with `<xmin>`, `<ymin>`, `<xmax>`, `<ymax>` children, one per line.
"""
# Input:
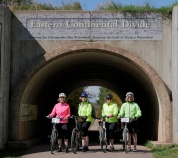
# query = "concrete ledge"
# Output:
<box><xmin>6</xmin><ymin>138</ymin><xmax>42</xmax><ymax>150</ymax></box>
<box><xmin>150</xmin><ymin>141</ymin><xmax>172</xmax><ymax>147</ymax></box>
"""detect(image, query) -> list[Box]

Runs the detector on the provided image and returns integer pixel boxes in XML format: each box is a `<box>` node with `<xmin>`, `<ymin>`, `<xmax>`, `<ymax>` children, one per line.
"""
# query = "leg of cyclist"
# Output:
<box><xmin>62</xmin><ymin>123</ymin><xmax>69</xmax><ymax>153</ymax></box>
<box><xmin>127</xmin><ymin>133</ymin><xmax>131</xmax><ymax>151</ymax></box>
<box><xmin>131</xmin><ymin>121</ymin><xmax>138</xmax><ymax>151</ymax></box>
<box><xmin>57</xmin><ymin>124</ymin><xmax>62</xmax><ymax>152</ymax></box>
<box><xmin>57</xmin><ymin>139</ymin><xmax>62</xmax><ymax>152</ymax></box>
<box><xmin>132</xmin><ymin>133</ymin><xmax>137</xmax><ymax>151</ymax></box>
<box><xmin>81</xmin><ymin>121</ymin><xmax>91</xmax><ymax>152</ymax></box>
<box><xmin>108</xmin><ymin>122</ymin><xmax>116</xmax><ymax>151</ymax></box>
<box><xmin>86</xmin><ymin>136</ymin><xmax>89</xmax><ymax>146</ymax></box>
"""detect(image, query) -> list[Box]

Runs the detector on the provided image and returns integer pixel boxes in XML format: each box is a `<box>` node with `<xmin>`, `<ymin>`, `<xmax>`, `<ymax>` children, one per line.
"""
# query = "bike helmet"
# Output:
<box><xmin>106</xmin><ymin>94</ymin><xmax>113</xmax><ymax>99</ymax></box>
<box><xmin>80</xmin><ymin>92</ymin><xmax>88</xmax><ymax>97</ymax></box>
<box><xmin>126</xmin><ymin>92</ymin><xmax>134</xmax><ymax>97</ymax></box>
<box><xmin>59</xmin><ymin>93</ymin><xmax>66</xmax><ymax>98</ymax></box>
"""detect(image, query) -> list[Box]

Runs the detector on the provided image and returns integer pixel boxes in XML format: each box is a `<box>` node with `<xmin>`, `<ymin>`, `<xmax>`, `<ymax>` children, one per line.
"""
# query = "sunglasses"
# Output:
<box><xmin>107</xmin><ymin>98</ymin><xmax>112</xmax><ymax>100</ymax></box>
<box><xmin>81</xmin><ymin>97</ymin><xmax>87</xmax><ymax>98</ymax></box>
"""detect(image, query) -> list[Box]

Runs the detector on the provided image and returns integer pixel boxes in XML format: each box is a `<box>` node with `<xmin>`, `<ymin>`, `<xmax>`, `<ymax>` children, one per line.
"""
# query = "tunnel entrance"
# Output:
<box><xmin>10</xmin><ymin>42</ymin><xmax>171</xmax><ymax>144</ymax></box>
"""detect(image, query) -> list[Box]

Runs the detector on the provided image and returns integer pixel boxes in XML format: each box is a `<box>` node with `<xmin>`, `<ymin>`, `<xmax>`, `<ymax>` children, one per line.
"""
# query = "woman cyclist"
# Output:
<box><xmin>102</xmin><ymin>93</ymin><xmax>119</xmax><ymax>151</ymax></box>
<box><xmin>78</xmin><ymin>92</ymin><xmax>92</xmax><ymax>152</ymax></box>
<box><xmin>117</xmin><ymin>92</ymin><xmax>142</xmax><ymax>152</ymax></box>
<box><xmin>47</xmin><ymin>93</ymin><xmax>71</xmax><ymax>153</ymax></box>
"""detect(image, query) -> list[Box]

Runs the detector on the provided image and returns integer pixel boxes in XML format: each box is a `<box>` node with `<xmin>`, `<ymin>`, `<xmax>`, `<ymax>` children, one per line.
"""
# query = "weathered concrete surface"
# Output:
<box><xmin>172</xmin><ymin>6</ymin><xmax>178</xmax><ymax>144</ymax></box>
<box><xmin>0</xmin><ymin>6</ymin><xmax>11</xmax><ymax>149</ymax></box>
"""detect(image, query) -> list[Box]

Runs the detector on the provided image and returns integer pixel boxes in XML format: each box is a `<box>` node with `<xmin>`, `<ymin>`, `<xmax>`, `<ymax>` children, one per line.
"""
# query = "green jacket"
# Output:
<box><xmin>102</xmin><ymin>102</ymin><xmax>119</xmax><ymax>123</ymax></box>
<box><xmin>118</xmin><ymin>101</ymin><xmax>142</xmax><ymax>119</ymax></box>
<box><xmin>78</xmin><ymin>101</ymin><xmax>92</xmax><ymax>122</ymax></box>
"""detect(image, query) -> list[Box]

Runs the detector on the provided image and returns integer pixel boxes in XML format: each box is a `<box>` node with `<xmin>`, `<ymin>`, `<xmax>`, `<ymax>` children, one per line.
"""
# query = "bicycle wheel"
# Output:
<box><xmin>100</xmin><ymin>129</ymin><xmax>107</xmax><ymax>152</ymax></box>
<box><xmin>123</xmin><ymin>129</ymin><xmax>128</xmax><ymax>153</ymax></box>
<box><xmin>71</xmin><ymin>128</ymin><xmax>80</xmax><ymax>153</ymax></box>
<box><xmin>51</xmin><ymin>129</ymin><xmax>58</xmax><ymax>154</ymax></box>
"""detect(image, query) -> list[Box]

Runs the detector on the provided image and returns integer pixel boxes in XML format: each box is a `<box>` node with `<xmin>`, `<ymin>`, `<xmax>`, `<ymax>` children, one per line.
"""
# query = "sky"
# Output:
<box><xmin>37</xmin><ymin>0</ymin><xmax>178</xmax><ymax>10</ymax></box>
<box><xmin>85</xmin><ymin>86</ymin><xmax>100</xmax><ymax>103</ymax></box>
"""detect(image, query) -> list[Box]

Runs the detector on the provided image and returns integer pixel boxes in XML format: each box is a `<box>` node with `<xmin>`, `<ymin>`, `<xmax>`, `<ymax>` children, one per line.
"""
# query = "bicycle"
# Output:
<box><xmin>70</xmin><ymin>115</ymin><xmax>85</xmax><ymax>154</ymax></box>
<box><xmin>46</xmin><ymin>116</ymin><xmax>64</xmax><ymax>154</ymax></box>
<box><xmin>120</xmin><ymin>118</ymin><xmax>133</xmax><ymax>153</ymax></box>
<box><xmin>97</xmin><ymin>116</ymin><xmax>109</xmax><ymax>152</ymax></box>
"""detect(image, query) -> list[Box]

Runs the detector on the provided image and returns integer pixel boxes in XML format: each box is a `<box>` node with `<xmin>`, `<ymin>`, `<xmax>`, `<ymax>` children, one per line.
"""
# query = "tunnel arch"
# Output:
<box><xmin>9</xmin><ymin>42</ymin><xmax>172</xmax><ymax>143</ymax></box>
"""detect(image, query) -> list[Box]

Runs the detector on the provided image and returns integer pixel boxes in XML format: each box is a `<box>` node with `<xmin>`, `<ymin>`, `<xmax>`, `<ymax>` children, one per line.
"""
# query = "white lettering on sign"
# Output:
<box><xmin>122</xmin><ymin>20</ymin><xmax>151</xmax><ymax>28</ymax></box>
<box><xmin>31</xmin><ymin>21</ymin><xmax>63</xmax><ymax>28</ymax></box>
<box><xmin>20</xmin><ymin>13</ymin><xmax>162</xmax><ymax>40</ymax></box>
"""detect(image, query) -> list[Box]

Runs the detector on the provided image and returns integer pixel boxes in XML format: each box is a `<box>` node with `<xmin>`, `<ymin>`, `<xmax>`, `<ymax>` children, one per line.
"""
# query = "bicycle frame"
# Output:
<box><xmin>50</xmin><ymin>118</ymin><xmax>61</xmax><ymax>154</ymax></box>
<box><xmin>98</xmin><ymin>116</ymin><xmax>108</xmax><ymax>152</ymax></box>
<box><xmin>121</xmin><ymin>118</ymin><xmax>132</xmax><ymax>153</ymax></box>
<box><xmin>71</xmin><ymin>116</ymin><xmax>83</xmax><ymax>154</ymax></box>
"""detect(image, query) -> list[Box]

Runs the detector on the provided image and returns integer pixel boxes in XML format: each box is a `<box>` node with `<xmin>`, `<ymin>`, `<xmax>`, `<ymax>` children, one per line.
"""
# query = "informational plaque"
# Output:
<box><xmin>20</xmin><ymin>12</ymin><xmax>162</xmax><ymax>40</ymax></box>
<box><xmin>20</xmin><ymin>104</ymin><xmax>38</xmax><ymax>121</ymax></box>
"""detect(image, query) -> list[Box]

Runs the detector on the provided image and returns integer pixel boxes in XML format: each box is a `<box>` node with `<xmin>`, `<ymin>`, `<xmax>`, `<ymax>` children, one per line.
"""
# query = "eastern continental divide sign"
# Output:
<box><xmin>20</xmin><ymin>12</ymin><xmax>162</xmax><ymax>40</ymax></box>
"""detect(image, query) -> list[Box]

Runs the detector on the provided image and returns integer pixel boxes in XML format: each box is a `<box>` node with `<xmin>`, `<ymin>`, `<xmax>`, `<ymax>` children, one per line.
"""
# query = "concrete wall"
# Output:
<box><xmin>0</xmin><ymin>5</ymin><xmax>11</xmax><ymax>149</ymax></box>
<box><xmin>10</xmin><ymin>11</ymin><xmax>172</xmax><ymax>94</ymax></box>
<box><xmin>0</xmin><ymin>9</ymin><xmax>176</xmax><ymax>148</ymax></box>
<box><xmin>172</xmin><ymin>6</ymin><xmax>178</xmax><ymax>143</ymax></box>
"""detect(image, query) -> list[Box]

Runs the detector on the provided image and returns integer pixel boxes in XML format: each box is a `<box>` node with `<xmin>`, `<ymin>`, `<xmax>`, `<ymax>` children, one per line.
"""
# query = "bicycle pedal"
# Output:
<box><xmin>120</xmin><ymin>139</ymin><xmax>125</xmax><ymax>142</ymax></box>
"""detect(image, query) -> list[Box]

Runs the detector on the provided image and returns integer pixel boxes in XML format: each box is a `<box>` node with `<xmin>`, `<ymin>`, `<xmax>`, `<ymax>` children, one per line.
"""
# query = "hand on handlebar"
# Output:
<box><xmin>46</xmin><ymin>115</ymin><xmax>53</xmax><ymax>118</ymax></box>
<box><xmin>109</xmin><ymin>114</ymin><xmax>113</xmax><ymax>118</ymax></box>
<box><xmin>81</xmin><ymin>116</ymin><xmax>87</xmax><ymax>119</ymax></box>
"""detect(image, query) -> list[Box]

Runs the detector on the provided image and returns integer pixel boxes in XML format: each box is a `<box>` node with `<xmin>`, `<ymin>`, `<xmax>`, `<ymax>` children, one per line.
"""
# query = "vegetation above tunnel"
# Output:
<box><xmin>6</xmin><ymin>0</ymin><xmax>178</xmax><ymax>18</ymax></box>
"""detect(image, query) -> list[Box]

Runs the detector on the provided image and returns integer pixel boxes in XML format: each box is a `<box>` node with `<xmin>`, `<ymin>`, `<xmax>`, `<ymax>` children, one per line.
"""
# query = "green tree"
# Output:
<box><xmin>67</xmin><ymin>87</ymin><xmax>87</xmax><ymax>115</ymax></box>
<box><xmin>9</xmin><ymin>0</ymin><xmax>83</xmax><ymax>10</ymax></box>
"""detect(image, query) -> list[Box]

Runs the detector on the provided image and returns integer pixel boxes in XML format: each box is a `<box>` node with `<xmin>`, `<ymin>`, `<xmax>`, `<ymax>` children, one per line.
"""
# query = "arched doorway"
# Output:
<box><xmin>9</xmin><ymin>42</ymin><xmax>172</xmax><ymax>144</ymax></box>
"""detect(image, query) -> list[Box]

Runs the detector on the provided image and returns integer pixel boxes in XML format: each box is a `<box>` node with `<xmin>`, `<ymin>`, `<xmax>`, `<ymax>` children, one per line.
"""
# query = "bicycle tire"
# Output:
<box><xmin>99</xmin><ymin>129</ymin><xmax>107</xmax><ymax>152</ymax></box>
<box><xmin>51</xmin><ymin>129</ymin><xmax>58</xmax><ymax>154</ymax></box>
<box><xmin>71</xmin><ymin>128</ymin><xmax>80</xmax><ymax>153</ymax></box>
<box><xmin>123</xmin><ymin>129</ymin><xmax>128</xmax><ymax>153</ymax></box>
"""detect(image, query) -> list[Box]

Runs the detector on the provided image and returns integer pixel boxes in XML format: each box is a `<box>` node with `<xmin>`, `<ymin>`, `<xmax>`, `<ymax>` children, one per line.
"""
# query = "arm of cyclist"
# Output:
<box><xmin>117</xmin><ymin>104</ymin><xmax>125</xmax><ymax>119</ymax></box>
<box><xmin>134</xmin><ymin>103</ymin><xmax>142</xmax><ymax>119</ymax></box>
<box><xmin>46</xmin><ymin>105</ymin><xmax>57</xmax><ymax>118</ymax></box>
<box><xmin>62</xmin><ymin>107</ymin><xmax>71</xmax><ymax>120</ymax></box>
<box><xmin>85</xmin><ymin>103</ymin><xmax>92</xmax><ymax>118</ymax></box>
<box><xmin>110</xmin><ymin>103</ymin><xmax>119</xmax><ymax>118</ymax></box>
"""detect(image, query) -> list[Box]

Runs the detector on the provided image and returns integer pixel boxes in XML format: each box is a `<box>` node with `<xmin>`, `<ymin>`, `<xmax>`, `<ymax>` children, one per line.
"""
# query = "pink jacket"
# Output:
<box><xmin>49</xmin><ymin>102</ymin><xmax>71</xmax><ymax>124</ymax></box>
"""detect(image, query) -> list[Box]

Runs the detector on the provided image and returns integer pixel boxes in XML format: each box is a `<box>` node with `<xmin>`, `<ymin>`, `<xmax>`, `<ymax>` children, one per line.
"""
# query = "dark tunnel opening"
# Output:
<box><xmin>20</xmin><ymin>50</ymin><xmax>159</xmax><ymax>144</ymax></box>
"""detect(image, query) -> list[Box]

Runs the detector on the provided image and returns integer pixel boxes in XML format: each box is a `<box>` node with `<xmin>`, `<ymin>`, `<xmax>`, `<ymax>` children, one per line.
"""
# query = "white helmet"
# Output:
<box><xmin>126</xmin><ymin>92</ymin><xmax>134</xmax><ymax>97</ymax></box>
<box><xmin>59</xmin><ymin>93</ymin><xmax>66</xmax><ymax>98</ymax></box>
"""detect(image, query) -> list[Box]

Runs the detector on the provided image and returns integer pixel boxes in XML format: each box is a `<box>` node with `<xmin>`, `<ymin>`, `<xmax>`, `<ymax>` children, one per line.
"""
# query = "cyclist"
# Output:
<box><xmin>78</xmin><ymin>92</ymin><xmax>92</xmax><ymax>152</ymax></box>
<box><xmin>101</xmin><ymin>93</ymin><xmax>119</xmax><ymax>151</ymax></box>
<box><xmin>47</xmin><ymin>93</ymin><xmax>71</xmax><ymax>153</ymax></box>
<box><xmin>117</xmin><ymin>92</ymin><xmax>142</xmax><ymax>152</ymax></box>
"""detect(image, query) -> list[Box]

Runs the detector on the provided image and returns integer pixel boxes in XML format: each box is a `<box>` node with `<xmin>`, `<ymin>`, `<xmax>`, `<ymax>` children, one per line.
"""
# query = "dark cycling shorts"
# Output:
<box><xmin>127</xmin><ymin>121</ymin><xmax>139</xmax><ymax>134</ymax></box>
<box><xmin>78</xmin><ymin>121</ymin><xmax>91</xmax><ymax>137</ymax></box>
<box><xmin>106</xmin><ymin>122</ymin><xmax>117</xmax><ymax>139</ymax></box>
<box><xmin>56</xmin><ymin>123</ymin><xmax>69</xmax><ymax>139</ymax></box>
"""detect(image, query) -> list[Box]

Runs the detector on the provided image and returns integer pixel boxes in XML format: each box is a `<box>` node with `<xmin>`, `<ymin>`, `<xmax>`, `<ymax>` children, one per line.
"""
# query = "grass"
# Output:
<box><xmin>0</xmin><ymin>149</ymin><xmax>24</xmax><ymax>158</ymax></box>
<box><xmin>145</xmin><ymin>141</ymin><xmax>178</xmax><ymax>158</ymax></box>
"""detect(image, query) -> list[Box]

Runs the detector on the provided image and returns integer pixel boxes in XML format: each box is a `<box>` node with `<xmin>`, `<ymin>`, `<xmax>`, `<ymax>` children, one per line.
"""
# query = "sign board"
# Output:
<box><xmin>20</xmin><ymin>104</ymin><xmax>38</xmax><ymax>121</ymax></box>
<box><xmin>20</xmin><ymin>13</ymin><xmax>162</xmax><ymax>40</ymax></box>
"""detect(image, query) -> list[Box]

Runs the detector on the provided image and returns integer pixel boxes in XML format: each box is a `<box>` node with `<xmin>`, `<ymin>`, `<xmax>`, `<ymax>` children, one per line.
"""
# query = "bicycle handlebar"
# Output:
<box><xmin>45</xmin><ymin>116</ymin><xmax>68</xmax><ymax>120</ymax></box>
<box><xmin>69</xmin><ymin>115</ymin><xmax>87</xmax><ymax>119</ymax></box>
<box><xmin>96</xmin><ymin>116</ymin><xmax>111</xmax><ymax>120</ymax></box>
